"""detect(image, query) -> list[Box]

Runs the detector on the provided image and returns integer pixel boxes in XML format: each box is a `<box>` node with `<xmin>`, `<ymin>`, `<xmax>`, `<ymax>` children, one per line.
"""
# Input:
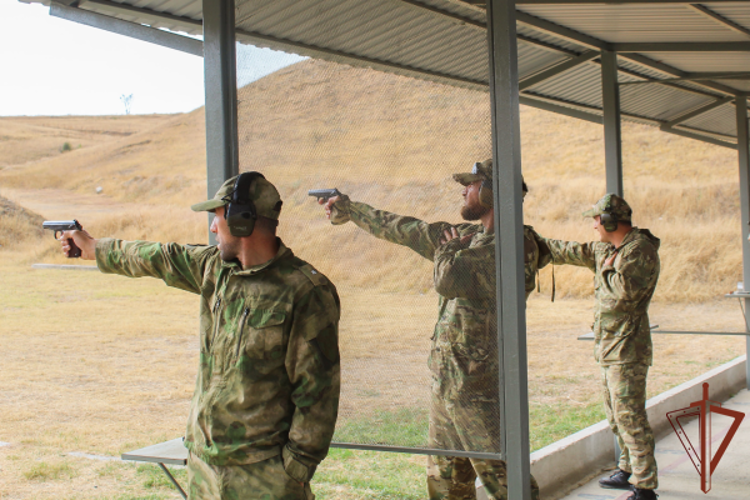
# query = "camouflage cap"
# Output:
<box><xmin>190</xmin><ymin>173</ymin><xmax>283</xmax><ymax>220</ymax></box>
<box><xmin>453</xmin><ymin>158</ymin><xmax>492</xmax><ymax>186</ymax></box>
<box><xmin>453</xmin><ymin>158</ymin><xmax>529</xmax><ymax>197</ymax></box>
<box><xmin>582</xmin><ymin>193</ymin><xmax>632</xmax><ymax>223</ymax></box>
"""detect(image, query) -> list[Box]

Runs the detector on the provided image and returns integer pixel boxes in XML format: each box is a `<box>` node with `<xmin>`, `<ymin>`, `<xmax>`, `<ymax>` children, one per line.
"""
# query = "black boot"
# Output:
<box><xmin>628</xmin><ymin>486</ymin><xmax>658</xmax><ymax>499</ymax></box>
<box><xmin>598</xmin><ymin>469</ymin><xmax>631</xmax><ymax>490</ymax></box>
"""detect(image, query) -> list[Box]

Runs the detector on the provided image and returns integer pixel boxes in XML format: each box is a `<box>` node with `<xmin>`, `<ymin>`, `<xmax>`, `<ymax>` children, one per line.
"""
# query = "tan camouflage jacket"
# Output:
<box><xmin>95</xmin><ymin>239</ymin><xmax>340</xmax><ymax>482</ymax></box>
<box><xmin>537</xmin><ymin>228</ymin><xmax>660</xmax><ymax>366</ymax></box>
<box><xmin>334</xmin><ymin>199</ymin><xmax>543</xmax><ymax>401</ymax></box>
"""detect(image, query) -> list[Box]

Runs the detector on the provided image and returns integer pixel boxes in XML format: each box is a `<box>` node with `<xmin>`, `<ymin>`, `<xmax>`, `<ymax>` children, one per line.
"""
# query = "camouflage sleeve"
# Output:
<box><xmin>433</xmin><ymin>238</ymin><xmax>494</xmax><ymax>300</ymax></box>
<box><xmin>282</xmin><ymin>283</ymin><xmax>341</xmax><ymax>483</ymax></box>
<box><xmin>530</xmin><ymin>227</ymin><xmax>552</xmax><ymax>270</ymax></box>
<box><xmin>541</xmin><ymin>237</ymin><xmax>600</xmax><ymax>272</ymax></box>
<box><xmin>599</xmin><ymin>241</ymin><xmax>658</xmax><ymax>308</ymax></box>
<box><xmin>333</xmin><ymin>197</ymin><xmax>454</xmax><ymax>261</ymax></box>
<box><xmin>95</xmin><ymin>238</ymin><xmax>212</xmax><ymax>294</ymax></box>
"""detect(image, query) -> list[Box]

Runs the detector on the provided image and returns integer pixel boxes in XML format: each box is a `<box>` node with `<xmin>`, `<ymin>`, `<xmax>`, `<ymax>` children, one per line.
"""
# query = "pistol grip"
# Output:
<box><xmin>67</xmin><ymin>238</ymin><xmax>82</xmax><ymax>258</ymax></box>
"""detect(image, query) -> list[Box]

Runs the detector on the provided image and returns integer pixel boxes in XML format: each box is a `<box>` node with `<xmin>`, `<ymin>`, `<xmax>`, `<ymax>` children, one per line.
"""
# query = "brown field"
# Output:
<box><xmin>0</xmin><ymin>58</ymin><xmax>747</xmax><ymax>499</ymax></box>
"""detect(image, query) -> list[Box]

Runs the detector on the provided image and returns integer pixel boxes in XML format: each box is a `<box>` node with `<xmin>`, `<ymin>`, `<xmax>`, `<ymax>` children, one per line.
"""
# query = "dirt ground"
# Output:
<box><xmin>1</xmin><ymin>188</ymin><xmax>747</xmax><ymax>499</ymax></box>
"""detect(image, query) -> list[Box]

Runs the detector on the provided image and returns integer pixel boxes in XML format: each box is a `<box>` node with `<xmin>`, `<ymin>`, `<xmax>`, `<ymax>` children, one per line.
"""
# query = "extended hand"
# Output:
<box><xmin>60</xmin><ymin>228</ymin><xmax>97</xmax><ymax>260</ymax></box>
<box><xmin>320</xmin><ymin>196</ymin><xmax>340</xmax><ymax>220</ymax></box>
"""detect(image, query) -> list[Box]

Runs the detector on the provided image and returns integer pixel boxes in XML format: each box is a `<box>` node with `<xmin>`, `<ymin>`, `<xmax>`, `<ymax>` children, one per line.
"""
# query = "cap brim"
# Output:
<box><xmin>581</xmin><ymin>208</ymin><xmax>599</xmax><ymax>218</ymax></box>
<box><xmin>190</xmin><ymin>199</ymin><xmax>227</xmax><ymax>212</ymax></box>
<box><xmin>452</xmin><ymin>173</ymin><xmax>483</xmax><ymax>186</ymax></box>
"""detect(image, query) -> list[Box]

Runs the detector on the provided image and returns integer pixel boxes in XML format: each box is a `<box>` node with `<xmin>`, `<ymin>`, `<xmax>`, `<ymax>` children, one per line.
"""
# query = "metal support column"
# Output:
<box><xmin>601</xmin><ymin>50</ymin><xmax>623</xmax><ymax>196</ymax></box>
<box><xmin>736</xmin><ymin>95</ymin><xmax>750</xmax><ymax>389</ymax></box>
<box><xmin>487</xmin><ymin>1</ymin><xmax>531</xmax><ymax>499</ymax></box>
<box><xmin>203</xmin><ymin>0</ymin><xmax>239</xmax><ymax>242</ymax></box>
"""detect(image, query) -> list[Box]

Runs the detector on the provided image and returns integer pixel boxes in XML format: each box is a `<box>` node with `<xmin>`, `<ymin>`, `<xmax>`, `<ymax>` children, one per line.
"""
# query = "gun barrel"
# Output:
<box><xmin>308</xmin><ymin>188</ymin><xmax>342</xmax><ymax>201</ymax></box>
<box><xmin>43</xmin><ymin>220</ymin><xmax>82</xmax><ymax>231</ymax></box>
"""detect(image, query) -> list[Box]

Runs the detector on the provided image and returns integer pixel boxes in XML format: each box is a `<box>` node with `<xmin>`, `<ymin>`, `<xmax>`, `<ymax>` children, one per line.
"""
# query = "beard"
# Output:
<box><xmin>461</xmin><ymin>203</ymin><xmax>490</xmax><ymax>221</ymax></box>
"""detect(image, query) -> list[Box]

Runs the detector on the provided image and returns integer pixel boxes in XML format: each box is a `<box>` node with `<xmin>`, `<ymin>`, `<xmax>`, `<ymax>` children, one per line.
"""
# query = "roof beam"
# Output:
<box><xmin>398</xmin><ymin>0</ymin><xmax>485</xmax><ymax>31</ymax></box>
<box><xmin>519</xmin><ymin>95</ymin><xmax>602</xmax><ymax>124</ymax></box>
<box><xmin>614</xmin><ymin>42</ymin><xmax>750</xmax><ymax>52</ymax></box>
<box><xmin>616</xmin><ymin>66</ymin><xmax>723</xmax><ymax>99</ymax></box>
<box><xmin>620</xmin><ymin>72</ymin><xmax>750</xmax><ymax>85</ymax></box>
<box><xmin>618</xmin><ymin>53</ymin><xmax>742</xmax><ymax>96</ymax></box>
<box><xmin>661</xmin><ymin>124</ymin><xmax>738</xmax><ymax>148</ymax></box>
<box><xmin>84</xmin><ymin>0</ymin><xmax>202</xmax><ymax>31</ymax></box>
<box><xmin>515</xmin><ymin>11</ymin><xmax>610</xmax><ymax>51</ymax></box>
<box><xmin>519</xmin><ymin>50</ymin><xmax>598</xmax><ymax>90</ymax></box>
<box><xmin>661</xmin><ymin>96</ymin><xmax>733</xmax><ymax>127</ymax></box>
<box><xmin>689</xmin><ymin>4</ymin><xmax>750</xmax><ymax>38</ymax></box>
<box><xmin>49</xmin><ymin>1</ymin><xmax>203</xmax><ymax>56</ymax></box>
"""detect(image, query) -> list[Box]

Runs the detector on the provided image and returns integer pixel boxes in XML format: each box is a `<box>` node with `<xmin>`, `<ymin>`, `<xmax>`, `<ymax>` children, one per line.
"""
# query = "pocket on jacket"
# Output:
<box><xmin>236</xmin><ymin>309</ymin><xmax>286</xmax><ymax>362</ymax></box>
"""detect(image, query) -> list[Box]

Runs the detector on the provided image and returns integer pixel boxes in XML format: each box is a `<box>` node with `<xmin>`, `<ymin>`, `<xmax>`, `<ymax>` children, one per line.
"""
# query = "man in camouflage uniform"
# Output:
<box><xmin>60</xmin><ymin>173</ymin><xmax>340</xmax><ymax>500</ymax></box>
<box><xmin>535</xmin><ymin>194</ymin><xmax>660</xmax><ymax>500</ymax></box>
<box><xmin>320</xmin><ymin>159</ymin><xmax>544</xmax><ymax>500</ymax></box>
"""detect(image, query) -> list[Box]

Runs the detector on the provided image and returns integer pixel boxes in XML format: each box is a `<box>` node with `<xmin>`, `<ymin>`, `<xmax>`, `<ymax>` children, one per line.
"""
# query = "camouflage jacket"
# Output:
<box><xmin>95</xmin><ymin>239</ymin><xmax>340</xmax><ymax>482</ymax></box>
<box><xmin>334</xmin><ymin>199</ymin><xmax>543</xmax><ymax>401</ymax></box>
<box><xmin>537</xmin><ymin>228</ymin><xmax>660</xmax><ymax>366</ymax></box>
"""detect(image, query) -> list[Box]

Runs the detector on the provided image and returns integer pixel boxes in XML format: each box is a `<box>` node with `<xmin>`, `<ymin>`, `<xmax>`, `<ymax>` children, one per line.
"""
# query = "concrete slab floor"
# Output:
<box><xmin>557</xmin><ymin>389</ymin><xmax>750</xmax><ymax>500</ymax></box>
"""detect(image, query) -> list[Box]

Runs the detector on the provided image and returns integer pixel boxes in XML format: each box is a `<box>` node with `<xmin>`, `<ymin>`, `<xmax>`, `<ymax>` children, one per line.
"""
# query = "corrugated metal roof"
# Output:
<box><xmin>518</xmin><ymin>4</ymin><xmax>750</xmax><ymax>43</ymax></box>
<box><xmin>21</xmin><ymin>0</ymin><xmax>750</xmax><ymax>147</ymax></box>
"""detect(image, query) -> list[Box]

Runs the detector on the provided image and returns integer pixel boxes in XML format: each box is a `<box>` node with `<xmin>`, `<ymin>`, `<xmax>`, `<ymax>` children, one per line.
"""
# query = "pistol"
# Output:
<box><xmin>308</xmin><ymin>188</ymin><xmax>342</xmax><ymax>202</ymax></box>
<box><xmin>43</xmin><ymin>220</ymin><xmax>83</xmax><ymax>258</ymax></box>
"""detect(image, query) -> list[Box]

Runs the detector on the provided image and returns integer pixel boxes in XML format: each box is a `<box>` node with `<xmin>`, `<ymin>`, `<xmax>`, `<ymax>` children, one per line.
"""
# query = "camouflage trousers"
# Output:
<box><xmin>187</xmin><ymin>451</ymin><xmax>315</xmax><ymax>500</ymax></box>
<box><xmin>601</xmin><ymin>363</ymin><xmax>658</xmax><ymax>490</ymax></box>
<box><xmin>427</xmin><ymin>381</ymin><xmax>540</xmax><ymax>500</ymax></box>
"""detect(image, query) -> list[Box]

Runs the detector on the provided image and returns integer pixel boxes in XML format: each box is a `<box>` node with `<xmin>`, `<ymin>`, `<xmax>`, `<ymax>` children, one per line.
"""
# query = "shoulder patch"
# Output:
<box><xmin>299</xmin><ymin>264</ymin><xmax>327</xmax><ymax>286</ymax></box>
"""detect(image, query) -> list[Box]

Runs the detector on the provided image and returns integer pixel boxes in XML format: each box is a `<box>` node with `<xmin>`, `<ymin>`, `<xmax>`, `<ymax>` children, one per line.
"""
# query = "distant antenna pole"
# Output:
<box><xmin>120</xmin><ymin>94</ymin><xmax>134</xmax><ymax>115</ymax></box>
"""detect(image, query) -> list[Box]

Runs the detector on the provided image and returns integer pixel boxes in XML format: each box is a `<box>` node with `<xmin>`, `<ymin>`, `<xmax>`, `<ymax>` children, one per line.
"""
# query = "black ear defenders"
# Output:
<box><xmin>225</xmin><ymin>171</ymin><xmax>265</xmax><ymax>237</ymax></box>
<box><xmin>599</xmin><ymin>201</ymin><xmax>618</xmax><ymax>233</ymax></box>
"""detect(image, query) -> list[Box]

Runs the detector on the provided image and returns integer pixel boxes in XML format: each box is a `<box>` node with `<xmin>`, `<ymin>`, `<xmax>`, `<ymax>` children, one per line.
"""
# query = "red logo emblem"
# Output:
<box><xmin>667</xmin><ymin>383</ymin><xmax>745</xmax><ymax>493</ymax></box>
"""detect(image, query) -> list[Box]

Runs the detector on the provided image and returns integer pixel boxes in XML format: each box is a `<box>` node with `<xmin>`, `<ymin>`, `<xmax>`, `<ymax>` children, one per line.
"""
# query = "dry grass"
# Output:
<box><xmin>0</xmin><ymin>58</ymin><xmax>747</xmax><ymax>498</ymax></box>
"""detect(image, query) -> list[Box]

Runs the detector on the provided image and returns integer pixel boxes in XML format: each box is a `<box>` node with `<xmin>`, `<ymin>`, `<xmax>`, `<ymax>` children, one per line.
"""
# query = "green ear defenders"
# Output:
<box><xmin>599</xmin><ymin>200</ymin><xmax>618</xmax><ymax>232</ymax></box>
<box><xmin>225</xmin><ymin>171</ymin><xmax>265</xmax><ymax>237</ymax></box>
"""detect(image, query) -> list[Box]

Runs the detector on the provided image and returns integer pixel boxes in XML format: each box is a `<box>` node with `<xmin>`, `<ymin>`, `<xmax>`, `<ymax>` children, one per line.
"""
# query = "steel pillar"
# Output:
<box><xmin>737</xmin><ymin>95</ymin><xmax>750</xmax><ymax>389</ymax></box>
<box><xmin>203</xmin><ymin>0</ymin><xmax>239</xmax><ymax>242</ymax></box>
<box><xmin>601</xmin><ymin>50</ymin><xmax>623</xmax><ymax>197</ymax></box>
<box><xmin>487</xmin><ymin>1</ymin><xmax>531</xmax><ymax>499</ymax></box>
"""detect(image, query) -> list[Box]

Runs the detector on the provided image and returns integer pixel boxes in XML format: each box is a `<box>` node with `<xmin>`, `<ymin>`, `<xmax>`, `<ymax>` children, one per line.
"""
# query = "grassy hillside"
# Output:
<box><xmin>0</xmin><ymin>58</ymin><xmax>742</xmax><ymax>301</ymax></box>
<box><xmin>1</xmin><ymin>59</ymin><xmax>747</xmax><ymax>500</ymax></box>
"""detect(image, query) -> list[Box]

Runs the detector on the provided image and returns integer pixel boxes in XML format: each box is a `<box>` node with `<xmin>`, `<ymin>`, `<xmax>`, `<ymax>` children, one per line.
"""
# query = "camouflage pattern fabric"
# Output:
<box><xmin>582</xmin><ymin>193</ymin><xmax>633</xmax><ymax>224</ymax></box>
<box><xmin>427</xmin><ymin>380</ymin><xmax>541</xmax><ymax>500</ymax></box>
<box><xmin>537</xmin><ymin>228</ymin><xmax>661</xmax><ymax>365</ymax></box>
<box><xmin>601</xmin><ymin>363</ymin><xmax>658</xmax><ymax>490</ymax></box>
<box><xmin>331</xmin><ymin>199</ymin><xmax>544</xmax><ymax>498</ymax></box>
<box><xmin>96</xmin><ymin>238</ymin><xmax>340</xmax><ymax>483</ymax></box>
<box><xmin>187</xmin><ymin>451</ymin><xmax>315</xmax><ymax>500</ymax></box>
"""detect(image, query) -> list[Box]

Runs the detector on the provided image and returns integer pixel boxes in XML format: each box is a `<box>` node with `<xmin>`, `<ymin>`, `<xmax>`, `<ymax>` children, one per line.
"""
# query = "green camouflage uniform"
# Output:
<box><xmin>96</xmin><ymin>238</ymin><xmax>340</xmax><ymax>500</ymax></box>
<box><xmin>537</xmin><ymin>216</ymin><xmax>660</xmax><ymax>490</ymax></box>
<box><xmin>330</xmin><ymin>194</ymin><xmax>542</xmax><ymax>500</ymax></box>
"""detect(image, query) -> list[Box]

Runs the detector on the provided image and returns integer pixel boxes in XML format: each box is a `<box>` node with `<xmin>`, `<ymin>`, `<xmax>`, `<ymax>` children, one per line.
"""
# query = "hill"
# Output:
<box><xmin>0</xmin><ymin>58</ymin><xmax>742</xmax><ymax>301</ymax></box>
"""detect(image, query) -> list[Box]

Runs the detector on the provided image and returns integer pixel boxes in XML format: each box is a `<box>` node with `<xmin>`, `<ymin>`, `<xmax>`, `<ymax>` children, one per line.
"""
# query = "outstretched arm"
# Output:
<box><xmin>321</xmin><ymin>194</ymin><xmax>456</xmax><ymax>261</ymax></box>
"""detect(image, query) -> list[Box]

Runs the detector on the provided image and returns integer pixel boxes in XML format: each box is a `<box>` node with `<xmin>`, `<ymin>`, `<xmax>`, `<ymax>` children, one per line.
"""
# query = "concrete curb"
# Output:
<box><xmin>31</xmin><ymin>263</ymin><xmax>99</xmax><ymax>271</ymax></box>
<box><xmin>532</xmin><ymin>355</ymin><xmax>747</xmax><ymax>500</ymax></box>
<box><xmin>476</xmin><ymin>355</ymin><xmax>747</xmax><ymax>500</ymax></box>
